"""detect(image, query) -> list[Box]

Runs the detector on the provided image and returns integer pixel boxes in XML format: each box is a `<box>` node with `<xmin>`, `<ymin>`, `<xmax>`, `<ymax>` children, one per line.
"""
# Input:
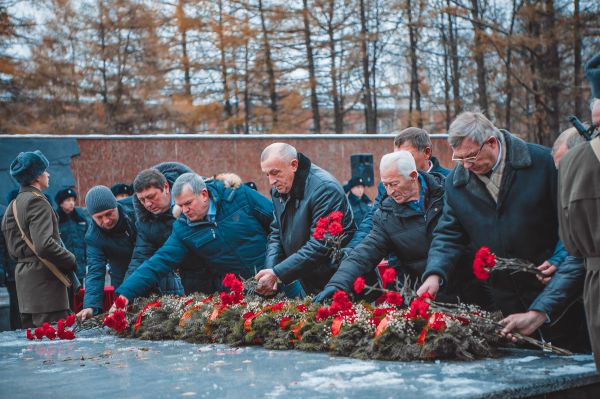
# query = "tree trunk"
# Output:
<box><xmin>302</xmin><ymin>0</ymin><xmax>321</xmax><ymax>133</ymax></box>
<box><xmin>327</xmin><ymin>0</ymin><xmax>343</xmax><ymax>133</ymax></box>
<box><xmin>447</xmin><ymin>0</ymin><xmax>461</xmax><ymax>115</ymax></box>
<box><xmin>573</xmin><ymin>0</ymin><xmax>582</xmax><ymax>117</ymax></box>
<box><xmin>217</xmin><ymin>0</ymin><xmax>233</xmax><ymax>132</ymax></box>
<box><xmin>258</xmin><ymin>0</ymin><xmax>277</xmax><ymax>129</ymax></box>
<box><xmin>176</xmin><ymin>0</ymin><xmax>192</xmax><ymax>100</ymax></box>
<box><xmin>407</xmin><ymin>0</ymin><xmax>422</xmax><ymax>127</ymax></box>
<box><xmin>359</xmin><ymin>0</ymin><xmax>375</xmax><ymax>133</ymax></box>
<box><xmin>470</xmin><ymin>0</ymin><xmax>488</xmax><ymax>114</ymax></box>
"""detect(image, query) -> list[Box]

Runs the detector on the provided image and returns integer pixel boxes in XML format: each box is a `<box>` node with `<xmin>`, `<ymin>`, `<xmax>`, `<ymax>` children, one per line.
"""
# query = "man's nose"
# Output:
<box><xmin>268</xmin><ymin>176</ymin><xmax>277</xmax><ymax>185</ymax></box>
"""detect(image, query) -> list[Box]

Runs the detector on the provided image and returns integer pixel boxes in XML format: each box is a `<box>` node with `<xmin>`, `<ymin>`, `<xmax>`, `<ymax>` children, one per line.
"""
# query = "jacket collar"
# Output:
<box><xmin>452</xmin><ymin>129</ymin><xmax>531</xmax><ymax>187</ymax></box>
<box><xmin>272</xmin><ymin>152</ymin><xmax>311</xmax><ymax>201</ymax></box>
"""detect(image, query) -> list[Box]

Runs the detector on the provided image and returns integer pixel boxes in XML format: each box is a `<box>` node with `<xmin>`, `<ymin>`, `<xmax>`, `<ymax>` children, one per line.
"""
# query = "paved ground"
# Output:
<box><xmin>0</xmin><ymin>329</ymin><xmax>598</xmax><ymax>398</ymax></box>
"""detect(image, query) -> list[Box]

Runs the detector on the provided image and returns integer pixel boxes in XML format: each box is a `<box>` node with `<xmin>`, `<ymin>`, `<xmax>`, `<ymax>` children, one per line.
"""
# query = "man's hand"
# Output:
<box><xmin>417</xmin><ymin>274</ymin><xmax>441</xmax><ymax>297</ymax></box>
<box><xmin>108</xmin><ymin>295</ymin><xmax>129</xmax><ymax>316</ymax></box>
<box><xmin>313</xmin><ymin>286</ymin><xmax>337</xmax><ymax>303</ymax></box>
<box><xmin>76</xmin><ymin>307</ymin><xmax>94</xmax><ymax>321</ymax></box>
<box><xmin>254</xmin><ymin>269</ymin><xmax>278</xmax><ymax>295</ymax></box>
<box><xmin>499</xmin><ymin>310</ymin><xmax>547</xmax><ymax>342</ymax></box>
<box><xmin>536</xmin><ymin>260</ymin><xmax>557</xmax><ymax>285</ymax></box>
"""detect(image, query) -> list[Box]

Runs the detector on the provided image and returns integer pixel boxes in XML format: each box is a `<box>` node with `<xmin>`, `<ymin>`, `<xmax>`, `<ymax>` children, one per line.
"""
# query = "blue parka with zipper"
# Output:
<box><xmin>116</xmin><ymin>180</ymin><xmax>273</xmax><ymax>300</ymax></box>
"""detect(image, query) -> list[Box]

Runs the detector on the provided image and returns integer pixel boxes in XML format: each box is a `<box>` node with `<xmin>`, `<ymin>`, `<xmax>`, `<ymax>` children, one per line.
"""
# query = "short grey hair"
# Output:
<box><xmin>261</xmin><ymin>143</ymin><xmax>298</xmax><ymax>163</ymax></box>
<box><xmin>393</xmin><ymin>127</ymin><xmax>432</xmax><ymax>151</ymax></box>
<box><xmin>380</xmin><ymin>151</ymin><xmax>417</xmax><ymax>178</ymax></box>
<box><xmin>552</xmin><ymin>127</ymin><xmax>586</xmax><ymax>155</ymax></box>
<box><xmin>172</xmin><ymin>173</ymin><xmax>206</xmax><ymax>197</ymax></box>
<box><xmin>448</xmin><ymin>111</ymin><xmax>502</xmax><ymax>148</ymax></box>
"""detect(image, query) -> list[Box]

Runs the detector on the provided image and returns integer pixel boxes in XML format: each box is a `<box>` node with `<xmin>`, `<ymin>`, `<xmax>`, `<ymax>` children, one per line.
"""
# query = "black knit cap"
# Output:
<box><xmin>55</xmin><ymin>187</ymin><xmax>77</xmax><ymax>205</ymax></box>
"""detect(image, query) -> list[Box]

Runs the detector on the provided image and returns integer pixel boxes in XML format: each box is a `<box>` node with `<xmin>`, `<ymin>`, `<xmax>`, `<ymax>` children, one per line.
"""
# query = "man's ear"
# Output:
<box><xmin>290</xmin><ymin>158</ymin><xmax>299</xmax><ymax>172</ymax></box>
<box><xmin>410</xmin><ymin>170</ymin><xmax>418</xmax><ymax>180</ymax></box>
<box><xmin>423</xmin><ymin>147</ymin><xmax>432</xmax><ymax>159</ymax></box>
<box><xmin>164</xmin><ymin>181</ymin><xmax>170</xmax><ymax>194</ymax></box>
<box><xmin>200</xmin><ymin>188</ymin><xmax>209</xmax><ymax>200</ymax></box>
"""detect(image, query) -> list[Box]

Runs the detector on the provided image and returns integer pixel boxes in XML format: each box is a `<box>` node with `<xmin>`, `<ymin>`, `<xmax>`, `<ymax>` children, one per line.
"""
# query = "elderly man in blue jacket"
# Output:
<box><xmin>417</xmin><ymin>111</ymin><xmax>587</xmax><ymax>351</ymax></box>
<box><xmin>113</xmin><ymin>173</ymin><xmax>273</xmax><ymax>305</ymax></box>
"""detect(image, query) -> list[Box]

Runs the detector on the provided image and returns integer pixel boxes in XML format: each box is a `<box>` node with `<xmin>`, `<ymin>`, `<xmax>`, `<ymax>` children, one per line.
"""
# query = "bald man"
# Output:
<box><xmin>255</xmin><ymin>143</ymin><xmax>355</xmax><ymax>297</ymax></box>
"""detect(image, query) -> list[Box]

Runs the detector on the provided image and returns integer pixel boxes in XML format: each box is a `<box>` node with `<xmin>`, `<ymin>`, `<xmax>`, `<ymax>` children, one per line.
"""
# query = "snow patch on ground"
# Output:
<box><xmin>512</xmin><ymin>356</ymin><xmax>540</xmax><ymax>363</ymax></box>
<box><xmin>549</xmin><ymin>364</ymin><xmax>597</xmax><ymax>376</ymax></box>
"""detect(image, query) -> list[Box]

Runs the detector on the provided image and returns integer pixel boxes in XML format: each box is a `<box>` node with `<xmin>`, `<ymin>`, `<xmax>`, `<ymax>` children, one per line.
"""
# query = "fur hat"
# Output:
<box><xmin>344</xmin><ymin>176</ymin><xmax>366</xmax><ymax>193</ymax></box>
<box><xmin>9</xmin><ymin>150</ymin><xmax>49</xmax><ymax>186</ymax></box>
<box><xmin>111</xmin><ymin>183</ymin><xmax>133</xmax><ymax>197</ymax></box>
<box><xmin>55</xmin><ymin>187</ymin><xmax>77</xmax><ymax>205</ymax></box>
<box><xmin>585</xmin><ymin>52</ymin><xmax>600</xmax><ymax>99</ymax></box>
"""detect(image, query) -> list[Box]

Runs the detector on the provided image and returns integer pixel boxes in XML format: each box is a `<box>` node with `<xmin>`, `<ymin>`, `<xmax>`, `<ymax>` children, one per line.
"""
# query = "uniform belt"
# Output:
<box><xmin>585</xmin><ymin>257</ymin><xmax>600</xmax><ymax>271</ymax></box>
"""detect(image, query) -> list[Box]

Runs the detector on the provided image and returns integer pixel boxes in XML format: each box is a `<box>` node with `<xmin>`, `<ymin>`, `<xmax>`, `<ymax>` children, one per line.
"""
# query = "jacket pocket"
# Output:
<box><xmin>184</xmin><ymin>229</ymin><xmax>217</xmax><ymax>249</ymax></box>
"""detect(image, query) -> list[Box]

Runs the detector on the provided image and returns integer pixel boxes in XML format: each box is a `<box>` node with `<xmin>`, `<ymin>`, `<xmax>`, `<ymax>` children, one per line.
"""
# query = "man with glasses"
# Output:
<box><xmin>417</xmin><ymin>111</ymin><xmax>588</xmax><ymax>352</ymax></box>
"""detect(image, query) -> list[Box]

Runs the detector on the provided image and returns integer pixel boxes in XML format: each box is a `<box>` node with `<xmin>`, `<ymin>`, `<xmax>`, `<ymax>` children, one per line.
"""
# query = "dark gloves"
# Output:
<box><xmin>313</xmin><ymin>286</ymin><xmax>337</xmax><ymax>303</ymax></box>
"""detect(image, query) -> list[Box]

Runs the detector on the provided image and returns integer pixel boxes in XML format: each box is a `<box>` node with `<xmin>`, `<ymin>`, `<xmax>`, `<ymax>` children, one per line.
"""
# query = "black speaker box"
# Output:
<box><xmin>350</xmin><ymin>153</ymin><xmax>374</xmax><ymax>186</ymax></box>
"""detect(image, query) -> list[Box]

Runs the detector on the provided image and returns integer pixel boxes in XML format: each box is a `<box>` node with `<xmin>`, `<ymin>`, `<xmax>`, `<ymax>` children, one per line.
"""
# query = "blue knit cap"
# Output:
<box><xmin>85</xmin><ymin>185</ymin><xmax>117</xmax><ymax>216</ymax></box>
<box><xmin>9</xmin><ymin>150</ymin><xmax>49</xmax><ymax>186</ymax></box>
<box><xmin>585</xmin><ymin>52</ymin><xmax>600</xmax><ymax>99</ymax></box>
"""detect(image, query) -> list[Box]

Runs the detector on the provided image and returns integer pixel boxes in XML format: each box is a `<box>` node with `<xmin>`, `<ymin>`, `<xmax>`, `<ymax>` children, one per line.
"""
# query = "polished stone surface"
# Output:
<box><xmin>0</xmin><ymin>330</ymin><xmax>597</xmax><ymax>398</ymax></box>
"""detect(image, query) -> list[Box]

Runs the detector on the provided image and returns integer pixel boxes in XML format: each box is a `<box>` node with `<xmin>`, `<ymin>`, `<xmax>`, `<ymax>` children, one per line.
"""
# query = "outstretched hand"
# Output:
<box><xmin>313</xmin><ymin>286</ymin><xmax>337</xmax><ymax>303</ymax></box>
<box><xmin>499</xmin><ymin>310</ymin><xmax>547</xmax><ymax>342</ymax></box>
<box><xmin>417</xmin><ymin>274</ymin><xmax>441</xmax><ymax>297</ymax></box>
<box><xmin>254</xmin><ymin>269</ymin><xmax>278</xmax><ymax>295</ymax></box>
<box><xmin>108</xmin><ymin>295</ymin><xmax>129</xmax><ymax>316</ymax></box>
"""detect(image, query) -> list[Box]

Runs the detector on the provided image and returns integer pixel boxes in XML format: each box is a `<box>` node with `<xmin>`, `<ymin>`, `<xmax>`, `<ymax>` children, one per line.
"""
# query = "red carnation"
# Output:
<box><xmin>242</xmin><ymin>311</ymin><xmax>256</xmax><ymax>319</ymax></box>
<box><xmin>222</xmin><ymin>273</ymin><xmax>237</xmax><ymax>288</ymax></box>
<box><xmin>42</xmin><ymin>322</ymin><xmax>51</xmax><ymax>330</ymax></box>
<box><xmin>385</xmin><ymin>291</ymin><xmax>403</xmax><ymax>306</ymax></box>
<box><xmin>316</xmin><ymin>217</ymin><xmax>329</xmax><ymax>229</ymax></box>
<box><xmin>113</xmin><ymin>310</ymin><xmax>126</xmax><ymax>322</ymax></box>
<box><xmin>57</xmin><ymin>320</ymin><xmax>65</xmax><ymax>334</ymax></box>
<box><xmin>329</xmin><ymin>211</ymin><xmax>343</xmax><ymax>222</ymax></box>
<box><xmin>353</xmin><ymin>277</ymin><xmax>366</xmax><ymax>294</ymax></box>
<box><xmin>473</xmin><ymin>247</ymin><xmax>496</xmax><ymax>280</ymax></box>
<box><xmin>26</xmin><ymin>329</ymin><xmax>35</xmax><ymax>340</ymax></box>
<box><xmin>65</xmin><ymin>314</ymin><xmax>76</xmax><ymax>327</ymax></box>
<box><xmin>430</xmin><ymin>313</ymin><xmax>447</xmax><ymax>331</ymax></box>
<box><xmin>327</xmin><ymin>221</ymin><xmax>343</xmax><ymax>236</ymax></box>
<box><xmin>114</xmin><ymin>296</ymin><xmax>127</xmax><ymax>310</ymax></box>
<box><xmin>270</xmin><ymin>302</ymin><xmax>285</xmax><ymax>312</ymax></box>
<box><xmin>45</xmin><ymin>327</ymin><xmax>56</xmax><ymax>340</ymax></box>
<box><xmin>34</xmin><ymin>327</ymin><xmax>44</xmax><ymax>340</ymax></box>
<box><xmin>103</xmin><ymin>315</ymin><xmax>115</xmax><ymax>329</ymax></box>
<box><xmin>229</xmin><ymin>279</ymin><xmax>244</xmax><ymax>294</ymax></box>
<box><xmin>332</xmin><ymin>290</ymin><xmax>349</xmax><ymax>305</ymax></box>
<box><xmin>312</xmin><ymin>227</ymin><xmax>326</xmax><ymax>240</ymax></box>
<box><xmin>316</xmin><ymin>307</ymin><xmax>330</xmax><ymax>321</ymax></box>
<box><xmin>62</xmin><ymin>330</ymin><xmax>76</xmax><ymax>340</ymax></box>
<box><xmin>279</xmin><ymin>317</ymin><xmax>292</xmax><ymax>330</ymax></box>
<box><xmin>381</xmin><ymin>267</ymin><xmax>397</xmax><ymax>288</ymax></box>
<box><xmin>296</xmin><ymin>304</ymin><xmax>307</xmax><ymax>313</ymax></box>
<box><xmin>220</xmin><ymin>292</ymin><xmax>233</xmax><ymax>306</ymax></box>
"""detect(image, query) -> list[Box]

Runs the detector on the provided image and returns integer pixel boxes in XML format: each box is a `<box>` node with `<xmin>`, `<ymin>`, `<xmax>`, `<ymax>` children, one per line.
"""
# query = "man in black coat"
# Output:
<box><xmin>255</xmin><ymin>143</ymin><xmax>355</xmax><ymax>296</ymax></box>
<box><xmin>417</xmin><ymin>111</ymin><xmax>587</xmax><ymax>351</ymax></box>
<box><xmin>126</xmin><ymin>163</ymin><xmax>193</xmax><ymax>295</ymax></box>
<box><xmin>315</xmin><ymin>151</ymin><xmax>445</xmax><ymax>301</ymax></box>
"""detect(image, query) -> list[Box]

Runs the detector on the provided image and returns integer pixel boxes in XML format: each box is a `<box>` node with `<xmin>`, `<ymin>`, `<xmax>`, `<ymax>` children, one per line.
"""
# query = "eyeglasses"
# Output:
<box><xmin>451</xmin><ymin>139</ymin><xmax>492</xmax><ymax>163</ymax></box>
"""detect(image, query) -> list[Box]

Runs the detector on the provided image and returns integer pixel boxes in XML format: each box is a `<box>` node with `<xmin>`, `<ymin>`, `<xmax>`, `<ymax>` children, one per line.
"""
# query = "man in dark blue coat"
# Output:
<box><xmin>255</xmin><ymin>143</ymin><xmax>355</xmax><ymax>296</ymax></box>
<box><xmin>55</xmin><ymin>188</ymin><xmax>89</xmax><ymax>281</ymax></box>
<box><xmin>114</xmin><ymin>173</ymin><xmax>273</xmax><ymax>303</ymax></box>
<box><xmin>126</xmin><ymin>163</ymin><xmax>193</xmax><ymax>295</ymax></box>
<box><xmin>417</xmin><ymin>111</ymin><xmax>587</xmax><ymax>351</ymax></box>
<box><xmin>77</xmin><ymin>186</ymin><xmax>137</xmax><ymax>320</ymax></box>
